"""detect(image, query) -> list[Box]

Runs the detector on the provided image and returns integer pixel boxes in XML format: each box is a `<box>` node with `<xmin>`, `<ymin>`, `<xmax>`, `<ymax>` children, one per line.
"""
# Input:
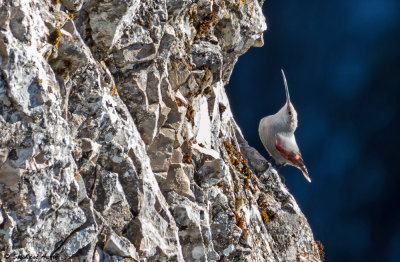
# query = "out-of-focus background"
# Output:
<box><xmin>226</xmin><ymin>0</ymin><xmax>400</xmax><ymax>261</ymax></box>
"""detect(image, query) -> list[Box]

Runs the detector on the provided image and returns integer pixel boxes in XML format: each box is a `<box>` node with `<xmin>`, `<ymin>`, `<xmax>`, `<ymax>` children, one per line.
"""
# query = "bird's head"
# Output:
<box><xmin>276</xmin><ymin>69</ymin><xmax>298</xmax><ymax>132</ymax></box>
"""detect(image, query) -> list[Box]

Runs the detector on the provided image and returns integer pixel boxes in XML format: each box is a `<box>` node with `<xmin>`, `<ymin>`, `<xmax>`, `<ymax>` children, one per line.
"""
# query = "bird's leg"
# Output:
<box><xmin>260</xmin><ymin>156</ymin><xmax>283</xmax><ymax>174</ymax></box>
<box><xmin>259</xmin><ymin>162</ymin><xmax>270</xmax><ymax>174</ymax></box>
<box><xmin>258</xmin><ymin>155</ymin><xmax>274</xmax><ymax>174</ymax></box>
<box><xmin>268</xmin><ymin>156</ymin><xmax>284</xmax><ymax>170</ymax></box>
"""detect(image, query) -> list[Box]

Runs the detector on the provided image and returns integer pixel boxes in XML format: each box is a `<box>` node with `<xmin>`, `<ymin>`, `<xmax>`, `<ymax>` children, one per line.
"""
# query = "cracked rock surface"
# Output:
<box><xmin>0</xmin><ymin>0</ymin><xmax>322</xmax><ymax>261</ymax></box>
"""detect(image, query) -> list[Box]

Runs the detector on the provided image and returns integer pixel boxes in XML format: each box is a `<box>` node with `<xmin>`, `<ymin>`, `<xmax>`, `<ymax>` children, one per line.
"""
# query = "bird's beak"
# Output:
<box><xmin>281</xmin><ymin>69</ymin><xmax>291</xmax><ymax>105</ymax></box>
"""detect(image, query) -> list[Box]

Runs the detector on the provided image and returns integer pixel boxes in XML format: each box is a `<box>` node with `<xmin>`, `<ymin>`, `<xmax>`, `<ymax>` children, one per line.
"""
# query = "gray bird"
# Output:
<box><xmin>258</xmin><ymin>69</ymin><xmax>311</xmax><ymax>182</ymax></box>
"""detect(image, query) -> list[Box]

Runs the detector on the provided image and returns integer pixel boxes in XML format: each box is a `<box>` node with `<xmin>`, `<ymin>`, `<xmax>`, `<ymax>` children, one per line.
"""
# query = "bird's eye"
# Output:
<box><xmin>288</xmin><ymin>110</ymin><xmax>292</xmax><ymax>116</ymax></box>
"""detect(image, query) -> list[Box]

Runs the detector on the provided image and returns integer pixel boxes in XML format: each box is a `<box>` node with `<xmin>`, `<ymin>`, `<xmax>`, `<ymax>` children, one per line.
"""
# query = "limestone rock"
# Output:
<box><xmin>164</xmin><ymin>163</ymin><xmax>195</xmax><ymax>200</ymax></box>
<box><xmin>0</xmin><ymin>0</ymin><xmax>321</xmax><ymax>261</ymax></box>
<box><xmin>103</xmin><ymin>232</ymin><xmax>138</xmax><ymax>260</ymax></box>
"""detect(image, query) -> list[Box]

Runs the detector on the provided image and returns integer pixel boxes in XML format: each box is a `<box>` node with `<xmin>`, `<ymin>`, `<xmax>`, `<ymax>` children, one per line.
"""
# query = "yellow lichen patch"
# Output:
<box><xmin>241</xmin><ymin>161</ymin><xmax>252</xmax><ymax>177</ymax></box>
<box><xmin>224</xmin><ymin>141</ymin><xmax>234</xmax><ymax>154</ymax></box>
<box><xmin>198</xmin><ymin>11</ymin><xmax>216</xmax><ymax>35</ymax></box>
<box><xmin>243</xmin><ymin>178</ymin><xmax>249</xmax><ymax>190</ymax></box>
<box><xmin>257</xmin><ymin>198</ymin><xmax>269</xmax><ymax>209</ymax></box>
<box><xmin>53</xmin><ymin>0</ymin><xmax>60</xmax><ymax>4</ymax></box>
<box><xmin>261</xmin><ymin>209</ymin><xmax>269</xmax><ymax>224</ymax></box>
<box><xmin>74</xmin><ymin>173</ymin><xmax>80</xmax><ymax>181</ymax></box>
<box><xmin>230</xmin><ymin>155</ymin><xmax>239</xmax><ymax>167</ymax></box>
<box><xmin>111</xmin><ymin>84</ymin><xmax>118</xmax><ymax>96</ymax></box>
<box><xmin>48</xmin><ymin>29</ymin><xmax>62</xmax><ymax>49</ymax></box>
<box><xmin>240</xmin><ymin>0</ymin><xmax>246</xmax><ymax>4</ymax></box>
<box><xmin>68</xmin><ymin>11</ymin><xmax>75</xmax><ymax>19</ymax></box>
<box><xmin>39</xmin><ymin>79</ymin><xmax>43</xmax><ymax>83</ymax></box>
<box><xmin>235</xmin><ymin>195</ymin><xmax>242</xmax><ymax>210</ymax></box>
<box><xmin>224</xmin><ymin>140</ymin><xmax>253</xmax><ymax>177</ymax></box>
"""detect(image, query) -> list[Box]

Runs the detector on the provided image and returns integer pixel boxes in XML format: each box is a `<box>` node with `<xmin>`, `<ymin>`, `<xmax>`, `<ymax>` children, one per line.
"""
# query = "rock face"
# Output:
<box><xmin>0</xmin><ymin>0</ymin><xmax>322</xmax><ymax>261</ymax></box>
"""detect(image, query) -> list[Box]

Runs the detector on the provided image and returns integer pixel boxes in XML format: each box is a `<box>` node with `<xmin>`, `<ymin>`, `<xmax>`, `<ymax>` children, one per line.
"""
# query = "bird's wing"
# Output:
<box><xmin>274</xmin><ymin>135</ymin><xmax>304</xmax><ymax>165</ymax></box>
<box><xmin>275</xmin><ymin>134</ymin><xmax>311</xmax><ymax>182</ymax></box>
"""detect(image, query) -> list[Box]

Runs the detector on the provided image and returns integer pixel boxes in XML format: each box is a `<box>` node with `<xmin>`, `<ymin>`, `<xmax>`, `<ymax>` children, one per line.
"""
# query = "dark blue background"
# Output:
<box><xmin>227</xmin><ymin>1</ymin><xmax>400</xmax><ymax>261</ymax></box>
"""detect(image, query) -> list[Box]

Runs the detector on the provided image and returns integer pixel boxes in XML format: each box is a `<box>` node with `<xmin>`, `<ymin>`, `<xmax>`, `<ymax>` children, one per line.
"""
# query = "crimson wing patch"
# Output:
<box><xmin>275</xmin><ymin>135</ymin><xmax>311</xmax><ymax>182</ymax></box>
<box><xmin>275</xmin><ymin>137</ymin><xmax>305</xmax><ymax>167</ymax></box>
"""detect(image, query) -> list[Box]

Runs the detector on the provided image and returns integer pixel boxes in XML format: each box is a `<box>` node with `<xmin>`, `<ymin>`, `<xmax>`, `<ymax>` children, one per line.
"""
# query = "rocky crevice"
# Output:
<box><xmin>0</xmin><ymin>0</ymin><xmax>322</xmax><ymax>261</ymax></box>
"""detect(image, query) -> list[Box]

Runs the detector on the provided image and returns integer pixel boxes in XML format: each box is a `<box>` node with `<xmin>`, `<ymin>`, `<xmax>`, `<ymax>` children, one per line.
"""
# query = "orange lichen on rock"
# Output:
<box><xmin>316</xmin><ymin>240</ymin><xmax>325</xmax><ymax>261</ymax></box>
<box><xmin>175</xmin><ymin>97</ymin><xmax>185</xmax><ymax>107</ymax></box>
<box><xmin>224</xmin><ymin>140</ymin><xmax>252</xmax><ymax>177</ymax></box>
<box><xmin>257</xmin><ymin>197</ymin><xmax>269</xmax><ymax>209</ymax></box>
<box><xmin>186</xmin><ymin>103</ymin><xmax>194</xmax><ymax>122</ymax></box>
<box><xmin>233</xmin><ymin>210</ymin><xmax>245</xmax><ymax>229</ymax></box>
<box><xmin>198</xmin><ymin>12</ymin><xmax>216</xmax><ymax>35</ymax></box>
<box><xmin>261</xmin><ymin>209</ymin><xmax>269</xmax><ymax>224</ymax></box>
<box><xmin>48</xmin><ymin>29</ymin><xmax>62</xmax><ymax>48</ymax></box>
<box><xmin>182</xmin><ymin>152</ymin><xmax>192</xmax><ymax>164</ymax></box>
<box><xmin>111</xmin><ymin>84</ymin><xmax>118</xmax><ymax>96</ymax></box>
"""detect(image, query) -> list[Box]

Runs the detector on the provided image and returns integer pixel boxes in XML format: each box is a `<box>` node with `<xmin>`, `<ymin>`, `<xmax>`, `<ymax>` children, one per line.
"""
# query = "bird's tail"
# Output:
<box><xmin>299</xmin><ymin>165</ymin><xmax>311</xmax><ymax>183</ymax></box>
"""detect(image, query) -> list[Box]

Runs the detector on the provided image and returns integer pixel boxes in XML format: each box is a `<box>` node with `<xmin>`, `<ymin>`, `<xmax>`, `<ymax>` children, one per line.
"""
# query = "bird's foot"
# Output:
<box><xmin>263</xmin><ymin>154</ymin><xmax>282</xmax><ymax>168</ymax></box>
<box><xmin>259</xmin><ymin>163</ymin><xmax>270</xmax><ymax>174</ymax></box>
<box><xmin>259</xmin><ymin>158</ymin><xmax>284</xmax><ymax>174</ymax></box>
